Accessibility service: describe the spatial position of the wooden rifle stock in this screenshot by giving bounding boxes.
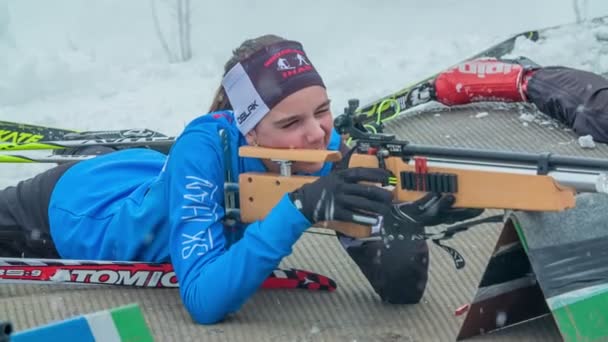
[237,145,582,238]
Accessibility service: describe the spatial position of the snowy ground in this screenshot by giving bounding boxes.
[2,0,608,188]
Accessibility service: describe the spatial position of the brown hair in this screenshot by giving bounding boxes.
[208,34,287,113]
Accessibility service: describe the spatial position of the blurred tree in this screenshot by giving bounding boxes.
[573,0,590,23]
[150,0,192,63]
[0,0,15,48]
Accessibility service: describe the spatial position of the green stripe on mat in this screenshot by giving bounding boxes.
[109,304,155,342]
[547,283,608,310]
[85,310,122,341]
[549,286,608,342]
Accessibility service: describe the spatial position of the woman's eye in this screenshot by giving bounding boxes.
[315,108,330,116]
[282,121,297,129]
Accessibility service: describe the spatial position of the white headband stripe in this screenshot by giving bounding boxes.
[221,62,271,135]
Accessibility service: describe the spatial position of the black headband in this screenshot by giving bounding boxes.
[221,40,326,134]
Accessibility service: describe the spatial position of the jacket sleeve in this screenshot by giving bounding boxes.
[164,127,312,324]
[526,66,608,143]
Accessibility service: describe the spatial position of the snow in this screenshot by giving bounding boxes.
[2,0,608,188]
[506,18,608,71]
[578,134,597,148]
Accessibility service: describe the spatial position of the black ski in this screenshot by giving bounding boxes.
[0,120,78,144]
[355,15,608,124]
[0,120,171,155]
[0,120,167,141]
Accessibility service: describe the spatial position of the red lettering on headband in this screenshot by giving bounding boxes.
[265,48,305,67]
[281,65,313,79]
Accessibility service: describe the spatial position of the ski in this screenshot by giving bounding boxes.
[355,15,608,125]
[0,135,176,152]
[0,120,167,141]
[0,154,95,163]
[354,30,539,123]
[0,257,337,291]
[0,120,78,144]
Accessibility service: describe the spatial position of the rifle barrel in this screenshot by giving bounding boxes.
[398,143,608,170]
[397,148,608,193]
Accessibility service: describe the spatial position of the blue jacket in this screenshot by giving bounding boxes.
[48,111,342,324]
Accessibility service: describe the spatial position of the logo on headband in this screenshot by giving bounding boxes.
[265,49,314,79]
[236,100,260,125]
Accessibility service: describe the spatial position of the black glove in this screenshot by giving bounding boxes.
[396,192,483,226]
[288,167,393,225]
[382,192,484,240]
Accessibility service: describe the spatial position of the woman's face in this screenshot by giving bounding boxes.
[246,85,334,174]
